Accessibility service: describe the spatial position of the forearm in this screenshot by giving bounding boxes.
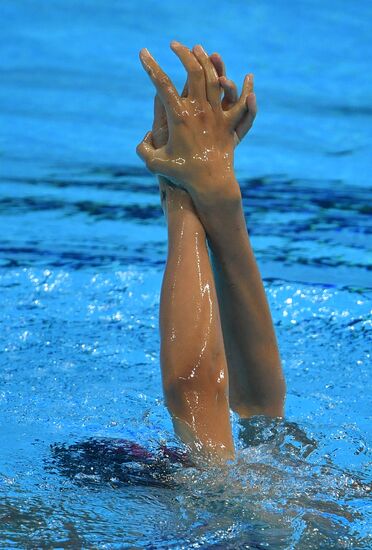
[159,188,234,459]
[191,176,285,418]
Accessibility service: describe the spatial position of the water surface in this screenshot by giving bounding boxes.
[0,1,371,548]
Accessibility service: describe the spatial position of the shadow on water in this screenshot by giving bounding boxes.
[238,415,318,460]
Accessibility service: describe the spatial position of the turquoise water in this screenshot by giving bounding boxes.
[0,1,371,548]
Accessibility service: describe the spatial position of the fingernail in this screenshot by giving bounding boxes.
[141,48,150,57]
[170,40,180,48]
[194,44,205,54]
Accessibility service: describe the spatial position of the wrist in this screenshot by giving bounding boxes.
[188,173,241,207]
[191,182,248,258]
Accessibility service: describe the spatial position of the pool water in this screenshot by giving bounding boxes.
[0,1,371,548]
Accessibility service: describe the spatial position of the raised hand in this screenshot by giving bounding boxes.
[152,51,257,151]
[137,41,255,202]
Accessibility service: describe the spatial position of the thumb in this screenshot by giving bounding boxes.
[235,93,257,142]
[136,131,155,165]
[227,73,253,128]
[136,131,163,173]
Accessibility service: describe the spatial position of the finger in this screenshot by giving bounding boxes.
[139,48,182,117]
[235,93,258,142]
[227,73,254,127]
[170,41,205,100]
[152,95,168,149]
[181,79,189,98]
[193,44,220,109]
[153,94,167,133]
[219,76,238,109]
[209,52,226,78]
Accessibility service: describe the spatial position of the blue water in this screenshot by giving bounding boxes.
[0,1,371,548]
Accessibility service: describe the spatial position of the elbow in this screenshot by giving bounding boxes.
[162,368,229,420]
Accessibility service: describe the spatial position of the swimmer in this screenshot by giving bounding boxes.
[137,41,286,462]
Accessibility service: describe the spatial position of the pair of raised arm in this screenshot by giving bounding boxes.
[137,41,256,205]
[137,42,285,444]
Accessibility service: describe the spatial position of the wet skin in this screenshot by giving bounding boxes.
[159,186,234,460]
[137,42,253,200]
[137,41,286,460]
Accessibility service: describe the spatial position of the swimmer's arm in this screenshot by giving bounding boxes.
[193,185,286,418]
[137,42,285,417]
[159,190,234,461]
